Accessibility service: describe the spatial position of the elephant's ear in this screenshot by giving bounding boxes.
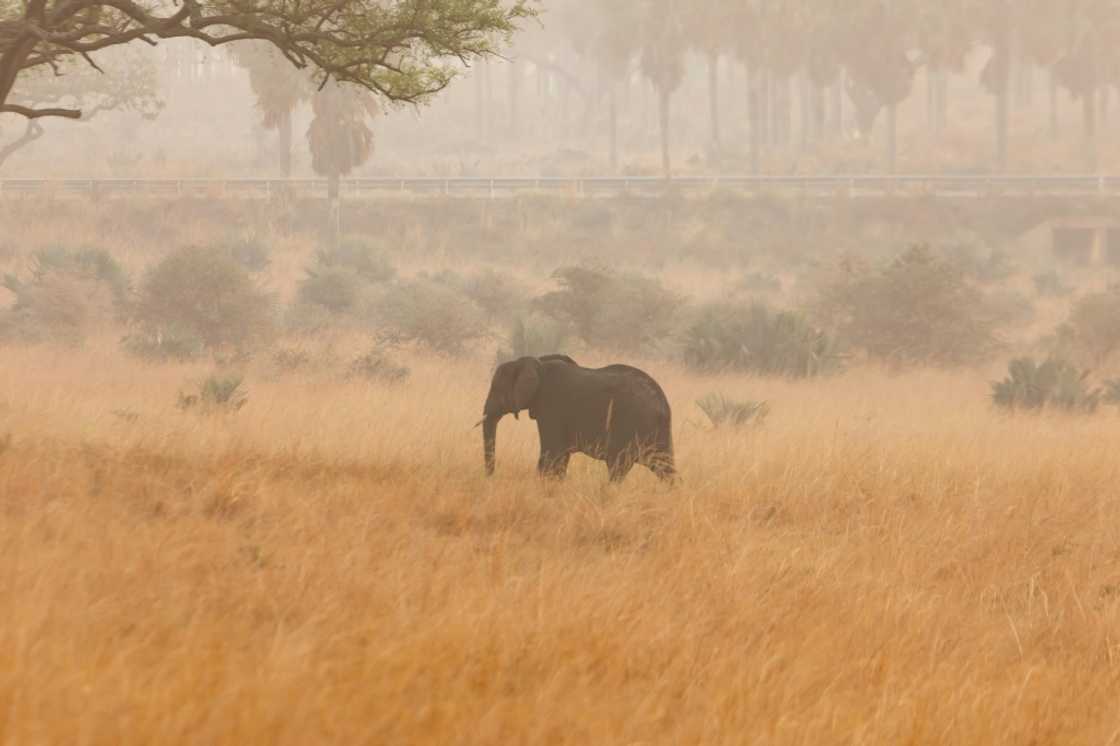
[512,357,542,412]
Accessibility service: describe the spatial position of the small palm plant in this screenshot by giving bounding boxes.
[1102,379,1120,407]
[696,393,770,428]
[991,357,1100,413]
[178,374,248,413]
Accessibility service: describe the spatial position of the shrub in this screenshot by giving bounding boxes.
[1104,379,1120,407]
[0,274,118,345]
[29,246,130,307]
[696,393,770,428]
[315,237,396,283]
[223,238,271,273]
[133,247,273,353]
[681,302,840,378]
[121,324,207,362]
[1033,270,1072,298]
[297,266,367,315]
[816,245,999,366]
[991,357,1100,413]
[0,246,130,344]
[431,268,528,321]
[495,314,569,366]
[736,271,783,295]
[178,374,248,413]
[347,345,410,384]
[374,280,488,356]
[272,347,312,373]
[534,266,681,354]
[1065,288,1120,365]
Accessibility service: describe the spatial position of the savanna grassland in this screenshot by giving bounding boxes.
[4,195,1120,744]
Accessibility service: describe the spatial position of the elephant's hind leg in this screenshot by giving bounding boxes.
[608,458,634,483]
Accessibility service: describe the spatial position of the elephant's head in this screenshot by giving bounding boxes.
[481,357,542,476]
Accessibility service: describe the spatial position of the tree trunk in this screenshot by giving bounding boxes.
[1084,87,1098,171]
[799,73,810,149]
[484,59,494,145]
[608,84,619,173]
[475,65,486,143]
[761,69,772,147]
[996,84,1008,170]
[885,102,897,174]
[937,69,949,133]
[508,59,520,140]
[1049,67,1059,139]
[708,51,721,156]
[278,108,292,178]
[927,65,937,131]
[658,86,671,179]
[749,67,762,174]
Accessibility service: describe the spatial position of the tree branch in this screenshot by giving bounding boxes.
[0,103,81,118]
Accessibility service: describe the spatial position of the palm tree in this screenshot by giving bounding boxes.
[912,0,974,134]
[307,81,377,200]
[636,0,687,179]
[232,43,312,177]
[836,0,919,173]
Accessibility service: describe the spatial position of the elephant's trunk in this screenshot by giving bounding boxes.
[483,414,501,476]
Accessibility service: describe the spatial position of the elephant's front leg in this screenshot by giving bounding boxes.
[538,450,570,479]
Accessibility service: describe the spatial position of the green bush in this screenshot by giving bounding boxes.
[121,324,207,362]
[374,280,488,356]
[816,245,999,366]
[696,393,770,428]
[991,357,1100,413]
[315,237,396,283]
[0,246,130,344]
[347,345,410,384]
[534,266,680,354]
[681,302,840,377]
[297,266,367,315]
[428,268,528,321]
[178,374,248,413]
[1065,288,1120,364]
[1033,270,1072,298]
[132,247,273,353]
[223,238,271,273]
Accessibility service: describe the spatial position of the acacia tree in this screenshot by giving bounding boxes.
[0,0,532,124]
[232,43,312,177]
[0,47,160,167]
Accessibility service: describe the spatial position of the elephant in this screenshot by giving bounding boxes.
[481,355,676,483]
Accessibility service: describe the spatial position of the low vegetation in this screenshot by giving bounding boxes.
[991,357,1101,413]
[695,393,770,428]
[816,245,1002,367]
[681,302,839,378]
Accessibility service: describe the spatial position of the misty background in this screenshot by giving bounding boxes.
[3,0,1118,179]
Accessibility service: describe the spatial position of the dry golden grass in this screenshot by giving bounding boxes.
[3,342,1120,744]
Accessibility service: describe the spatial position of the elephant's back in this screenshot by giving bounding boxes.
[594,364,672,420]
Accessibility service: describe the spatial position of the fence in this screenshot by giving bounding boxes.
[1,175,1117,199]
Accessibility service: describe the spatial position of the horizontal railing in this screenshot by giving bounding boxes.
[0,175,1117,198]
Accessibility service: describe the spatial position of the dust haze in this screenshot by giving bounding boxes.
[4,1,1120,743]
